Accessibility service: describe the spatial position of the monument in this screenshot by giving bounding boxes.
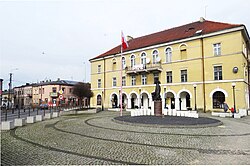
[151,80,162,116]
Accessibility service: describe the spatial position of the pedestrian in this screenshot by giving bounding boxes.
[223,102,229,112]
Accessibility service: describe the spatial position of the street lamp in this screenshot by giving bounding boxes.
[193,84,197,111]
[232,83,236,113]
[101,90,104,111]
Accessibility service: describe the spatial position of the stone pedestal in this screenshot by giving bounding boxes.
[154,101,162,116]
[52,112,59,118]
[1,121,15,130]
[45,113,52,119]
[14,118,26,127]
[36,115,44,121]
[27,116,36,123]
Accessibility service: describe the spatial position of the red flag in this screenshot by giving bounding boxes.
[121,31,128,50]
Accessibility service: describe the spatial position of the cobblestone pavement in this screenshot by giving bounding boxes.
[1,111,250,165]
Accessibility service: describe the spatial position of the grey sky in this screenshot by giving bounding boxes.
[1,0,250,89]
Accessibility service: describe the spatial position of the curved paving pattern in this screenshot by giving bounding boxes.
[114,115,222,128]
[1,111,250,165]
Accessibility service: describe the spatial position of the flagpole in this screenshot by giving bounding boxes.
[120,38,123,116]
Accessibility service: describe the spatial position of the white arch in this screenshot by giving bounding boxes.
[140,51,147,57]
[141,90,151,98]
[165,46,173,51]
[151,49,159,55]
[209,88,228,97]
[96,93,102,97]
[177,89,192,98]
[110,92,119,100]
[129,91,139,98]
[164,90,177,98]
[122,91,128,98]
[130,54,136,59]
[178,43,188,50]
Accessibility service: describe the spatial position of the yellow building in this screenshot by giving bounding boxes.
[89,18,250,112]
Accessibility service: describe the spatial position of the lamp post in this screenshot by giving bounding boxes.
[193,84,197,111]
[232,83,236,113]
[101,90,104,111]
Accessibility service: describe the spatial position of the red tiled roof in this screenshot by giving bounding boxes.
[90,19,243,61]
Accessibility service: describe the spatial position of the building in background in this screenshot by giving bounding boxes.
[89,18,250,112]
[1,89,14,109]
[12,79,89,108]
[0,78,3,107]
[14,83,33,109]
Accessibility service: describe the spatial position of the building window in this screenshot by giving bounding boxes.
[131,55,135,68]
[213,43,221,56]
[141,74,147,85]
[181,70,187,82]
[180,44,187,60]
[97,95,102,105]
[214,66,222,80]
[98,79,101,88]
[166,71,172,83]
[243,43,247,55]
[112,58,116,71]
[153,73,159,83]
[113,77,117,87]
[62,87,65,93]
[212,91,225,109]
[98,65,101,73]
[152,50,158,64]
[141,52,146,67]
[52,87,57,93]
[166,47,172,63]
[131,75,136,85]
[122,57,126,69]
[122,76,126,86]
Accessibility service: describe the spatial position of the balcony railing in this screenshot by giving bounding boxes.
[50,92,58,97]
[126,63,162,75]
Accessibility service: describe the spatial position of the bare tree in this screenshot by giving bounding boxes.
[73,83,93,108]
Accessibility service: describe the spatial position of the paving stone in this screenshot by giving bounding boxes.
[1,111,250,165]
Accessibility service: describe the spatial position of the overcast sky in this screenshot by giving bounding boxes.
[1,0,250,89]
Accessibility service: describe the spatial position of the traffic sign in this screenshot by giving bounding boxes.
[59,89,63,94]
[59,95,63,100]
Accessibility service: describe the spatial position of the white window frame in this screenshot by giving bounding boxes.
[181,70,187,82]
[166,71,172,83]
[122,76,126,86]
[152,50,158,64]
[97,65,101,73]
[112,77,117,87]
[153,73,159,83]
[122,57,126,69]
[214,66,223,80]
[131,75,136,85]
[213,43,221,56]
[131,54,136,68]
[165,47,172,63]
[141,52,147,65]
[97,79,101,88]
[141,74,147,85]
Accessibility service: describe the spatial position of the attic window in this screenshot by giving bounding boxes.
[195,30,203,34]
[185,27,195,32]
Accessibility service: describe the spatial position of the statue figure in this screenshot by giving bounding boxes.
[151,80,161,101]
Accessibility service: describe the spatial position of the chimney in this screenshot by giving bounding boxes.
[200,17,205,22]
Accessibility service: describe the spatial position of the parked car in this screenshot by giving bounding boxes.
[39,103,49,109]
